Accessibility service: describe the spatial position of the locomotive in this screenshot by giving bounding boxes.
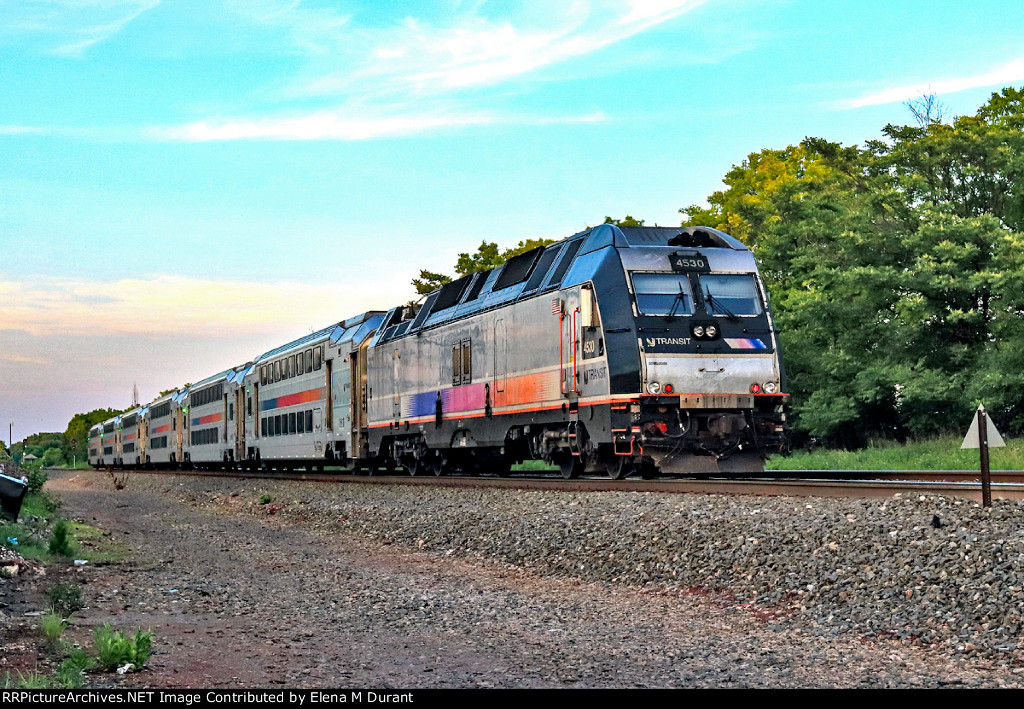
[89,225,788,478]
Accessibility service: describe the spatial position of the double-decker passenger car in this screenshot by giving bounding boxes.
[182,370,237,467]
[142,390,184,466]
[242,311,385,469]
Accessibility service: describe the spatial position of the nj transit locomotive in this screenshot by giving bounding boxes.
[89,225,788,478]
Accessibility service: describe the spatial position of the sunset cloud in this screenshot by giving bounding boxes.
[0,274,393,338]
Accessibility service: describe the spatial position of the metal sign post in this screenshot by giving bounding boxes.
[961,404,1006,508]
[979,408,991,508]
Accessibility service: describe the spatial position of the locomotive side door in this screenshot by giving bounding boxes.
[235,386,245,462]
[350,339,372,458]
[560,290,581,397]
[494,319,507,402]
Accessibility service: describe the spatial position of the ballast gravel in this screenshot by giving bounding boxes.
[170,478,1024,662]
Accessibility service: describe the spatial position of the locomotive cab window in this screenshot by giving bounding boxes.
[631,273,696,316]
[698,274,763,316]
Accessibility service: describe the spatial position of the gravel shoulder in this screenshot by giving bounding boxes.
[2,468,1022,688]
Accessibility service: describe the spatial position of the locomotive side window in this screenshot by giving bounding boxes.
[297,351,305,373]
[451,339,472,386]
[698,274,763,316]
[314,347,322,371]
[631,273,696,316]
[305,349,313,373]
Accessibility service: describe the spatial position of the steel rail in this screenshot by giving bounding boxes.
[78,467,1024,502]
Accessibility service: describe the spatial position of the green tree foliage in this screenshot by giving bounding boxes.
[412,238,555,294]
[603,215,646,226]
[63,408,123,466]
[683,88,1024,446]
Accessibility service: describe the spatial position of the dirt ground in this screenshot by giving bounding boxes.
[1,469,1019,688]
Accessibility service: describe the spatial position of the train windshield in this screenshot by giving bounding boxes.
[631,273,695,316]
[698,274,763,316]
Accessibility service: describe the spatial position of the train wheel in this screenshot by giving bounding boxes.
[604,456,633,480]
[430,453,446,477]
[402,455,421,476]
[558,454,582,480]
[639,461,658,479]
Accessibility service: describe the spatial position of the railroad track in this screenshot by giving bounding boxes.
[86,467,1024,503]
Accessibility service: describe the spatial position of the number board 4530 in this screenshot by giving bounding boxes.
[668,252,710,272]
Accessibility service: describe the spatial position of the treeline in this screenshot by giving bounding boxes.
[9,409,124,469]
[680,88,1024,447]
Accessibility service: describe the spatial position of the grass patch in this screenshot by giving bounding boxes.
[2,669,52,689]
[66,521,127,564]
[512,460,556,472]
[768,435,1024,471]
[258,494,273,505]
[40,610,67,645]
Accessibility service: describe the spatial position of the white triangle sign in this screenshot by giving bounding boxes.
[961,405,1006,449]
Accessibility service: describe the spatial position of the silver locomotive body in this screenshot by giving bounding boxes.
[366,225,788,477]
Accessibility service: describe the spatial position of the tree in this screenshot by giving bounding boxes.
[64,408,124,466]
[683,88,1024,446]
[904,91,949,127]
[411,238,555,294]
[603,215,645,226]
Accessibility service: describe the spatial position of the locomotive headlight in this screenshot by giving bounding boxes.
[764,381,777,394]
[692,325,705,337]
[647,381,661,395]
[705,325,718,338]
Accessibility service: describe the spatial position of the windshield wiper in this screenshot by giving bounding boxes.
[667,281,688,321]
[704,288,739,322]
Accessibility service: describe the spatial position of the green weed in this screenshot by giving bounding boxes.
[3,669,52,689]
[47,582,84,616]
[40,610,66,645]
[47,520,75,557]
[94,625,152,672]
[259,494,273,505]
[26,469,47,495]
[55,650,91,689]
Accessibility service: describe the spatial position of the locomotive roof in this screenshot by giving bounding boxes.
[373,224,750,345]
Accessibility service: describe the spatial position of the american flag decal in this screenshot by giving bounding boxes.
[551,299,562,315]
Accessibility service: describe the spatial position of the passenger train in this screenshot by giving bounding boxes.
[89,225,789,479]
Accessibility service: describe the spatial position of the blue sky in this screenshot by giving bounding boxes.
[2,0,1023,438]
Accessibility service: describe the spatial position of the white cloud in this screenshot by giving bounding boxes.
[148,107,607,142]
[2,0,160,57]
[152,0,698,142]
[149,109,494,142]
[841,57,1024,109]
